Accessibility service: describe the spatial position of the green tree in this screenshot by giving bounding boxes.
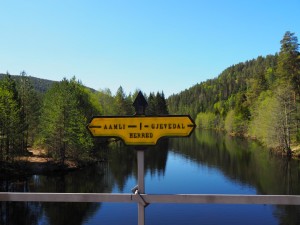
[114,86,134,115]
[265,67,276,88]
[37,77,100,164]
[276,31,300,96]
[0,75,25,161]
[224,110,235,134]
[97,88,115,115]
[275,85,296,156]
[195,112,217,129]
[146,91,168,115]
[224,109,246,135]
[17,71,41,147]
[276,31,300,145]
[249,88,295,156]
[249,92,281,148]
[146,93,156,115]
[156,91,168,115]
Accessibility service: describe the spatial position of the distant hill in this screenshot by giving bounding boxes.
[0,73,56,93]
[0,74,97,94]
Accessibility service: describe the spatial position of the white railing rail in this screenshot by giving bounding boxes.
[1,192,300,205]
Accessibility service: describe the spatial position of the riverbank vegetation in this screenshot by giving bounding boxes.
[168,31,300,157]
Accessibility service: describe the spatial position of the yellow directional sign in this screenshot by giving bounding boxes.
[87,115,195,145]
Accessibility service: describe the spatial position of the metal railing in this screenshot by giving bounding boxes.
[1,192,300,205]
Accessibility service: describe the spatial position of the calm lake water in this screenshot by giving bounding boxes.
[1,129,300,225]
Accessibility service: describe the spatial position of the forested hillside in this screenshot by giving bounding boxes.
[0,72,56,93]
[168,54,278,118]
[168,31,300,156]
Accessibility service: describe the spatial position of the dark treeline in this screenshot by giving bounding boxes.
[0,73,168,165]
[168,31,300,156]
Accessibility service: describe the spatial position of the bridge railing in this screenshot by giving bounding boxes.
[1,192,300,205]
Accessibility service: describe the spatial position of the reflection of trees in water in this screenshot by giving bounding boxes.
[0,164,112,225]
[170,129,300,195]
[145,139,169,177]
[274,205,300,225]
[0,179,44,225]
[0,202,43,225]
[273,159,300,225]
[0,140,169,225]
[107,139,169,191]
[106,145,136,191]
[43,202,99,225]
[170,129,300,225]
[37,168,110,225]
[279,159,300,195]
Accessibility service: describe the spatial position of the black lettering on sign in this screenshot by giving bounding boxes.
[151,123,186,129]
[129,133,153,138]
[104,124,125,130]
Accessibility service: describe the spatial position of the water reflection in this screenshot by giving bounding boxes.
[0,164,111,225]
[102,139,169,191]
[0,140,169,225]
[0,130,300,225]
[170,129,300,195]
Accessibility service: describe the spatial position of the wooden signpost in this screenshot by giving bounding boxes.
[87,91,196,225]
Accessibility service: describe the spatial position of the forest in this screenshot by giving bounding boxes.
[0,73,168,166]
[168,31,300,156]
[0,31,299,167]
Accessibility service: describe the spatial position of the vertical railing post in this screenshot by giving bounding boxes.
[137,150,145,194]
[137,149,145,225]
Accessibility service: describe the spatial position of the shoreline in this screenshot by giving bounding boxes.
[1,137,299,180]
[1,148,79,179]
[225,131,300,159]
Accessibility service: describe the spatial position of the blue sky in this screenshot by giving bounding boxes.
[1,0,300,97]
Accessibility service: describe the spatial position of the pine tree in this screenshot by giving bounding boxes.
[37,77,100,164]
[156,92,169,115]
[17,71,41,147]
[146,93,156,115]
[0,75,25,161]
[276,31,300,150]
[146,92,169,115]
[276,31,300,96]
[115,86,133,115]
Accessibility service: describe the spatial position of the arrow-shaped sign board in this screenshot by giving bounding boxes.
[87,115,195,145]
